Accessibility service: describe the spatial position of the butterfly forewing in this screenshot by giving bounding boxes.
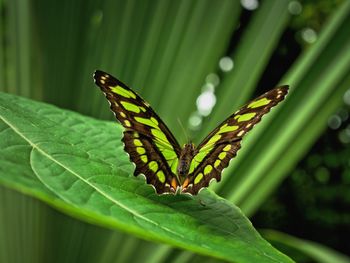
[183,86,289,195]
[94,70,181,194]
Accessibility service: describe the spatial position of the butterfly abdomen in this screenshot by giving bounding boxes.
[178,159,189,176]
[177,143,196,177]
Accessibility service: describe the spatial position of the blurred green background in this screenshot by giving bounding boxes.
[1,0,350,262]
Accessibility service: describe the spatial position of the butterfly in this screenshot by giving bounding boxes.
[94,70,289,195]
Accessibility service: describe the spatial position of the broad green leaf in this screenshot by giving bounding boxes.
[0,92,293,263]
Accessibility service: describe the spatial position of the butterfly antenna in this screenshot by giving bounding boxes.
[177,118,190,143]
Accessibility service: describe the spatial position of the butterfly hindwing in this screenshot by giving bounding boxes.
[183,86,289,195]
[94,70,181,194]
[123,131,176,193]
[183,141,242,194]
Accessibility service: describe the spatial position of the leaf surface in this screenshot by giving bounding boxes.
[0,92,293,263]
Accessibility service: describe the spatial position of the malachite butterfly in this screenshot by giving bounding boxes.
[94,70,289,195]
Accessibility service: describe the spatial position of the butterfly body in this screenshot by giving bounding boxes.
[94,70,289,195]
[178,143,196,177]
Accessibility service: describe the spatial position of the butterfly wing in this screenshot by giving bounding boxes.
[183,86,289,195]
[94,70,181,194]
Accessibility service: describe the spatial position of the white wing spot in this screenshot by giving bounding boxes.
[237,130,245,136]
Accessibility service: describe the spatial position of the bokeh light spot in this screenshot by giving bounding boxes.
[328,115,341,130]
[343,89,350,106]
[241,0,259,10]
[219,57,234,72]
[205,73,220,87]
[288,1,302,15]
[338,127,350,144]
[301,28,317,44]
[196,91,216,116]
[188,112,202,130]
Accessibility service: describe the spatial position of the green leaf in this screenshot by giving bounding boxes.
[261,229,350,263]
[0,92,293,263]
